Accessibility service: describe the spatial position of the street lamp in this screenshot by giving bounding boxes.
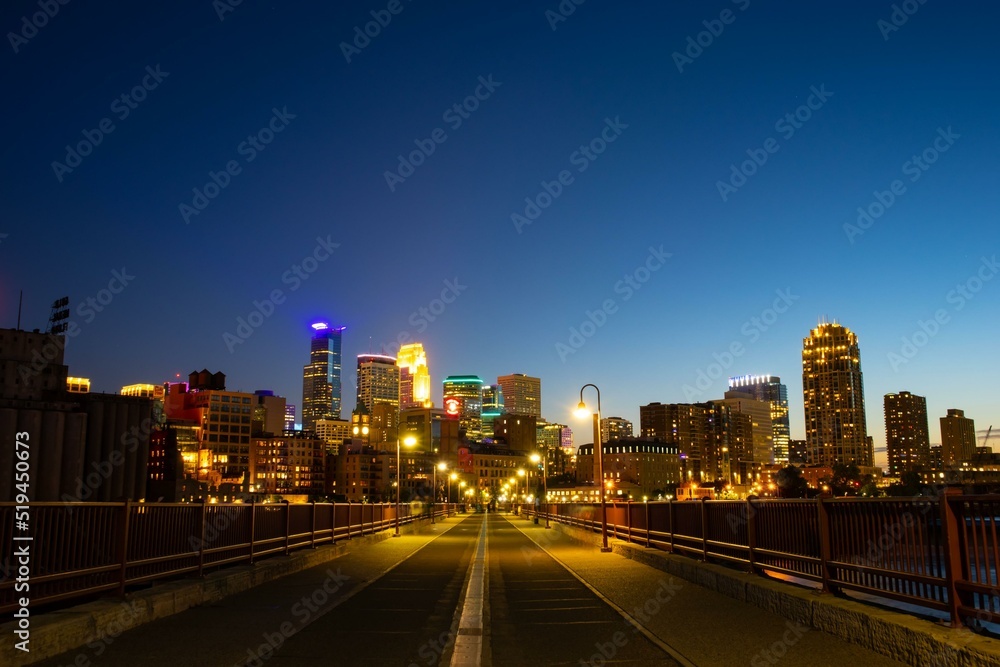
[530,452,549,529]
[577,384,610,552]
[395,435,416,537]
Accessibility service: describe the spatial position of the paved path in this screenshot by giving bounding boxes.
[34,512,909,666]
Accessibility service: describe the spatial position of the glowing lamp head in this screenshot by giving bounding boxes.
[575,401,589,418]
[517,469,525,477]
[530,453,541,464]
[403,436,416,447]
[450,473,457,481]
[437,462,447,471]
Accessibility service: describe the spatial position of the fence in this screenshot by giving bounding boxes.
[524,489,1000,629]
[0,501,459,613]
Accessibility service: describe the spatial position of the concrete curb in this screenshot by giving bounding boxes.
[1,516,452,666]
[525,517,1000,667]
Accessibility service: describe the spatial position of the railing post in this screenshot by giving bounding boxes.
[668,498,675,554]
[331,503,337,544]
[940,488,967,627]
[116,500,132,597]
[249,501,257,565]
[310,501,316,548]
[645,500,651,548]
[626,500,632,544]
[700,497,709,562]
[197,498,207,578]
[746,496,757,575]
[284,500,291,556]
[816,494,837,594]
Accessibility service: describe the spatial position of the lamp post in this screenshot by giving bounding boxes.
[433,462,447,523]
[395,435,416,537]
[577,384,610,552]
[517,469,526,514]
[449,472,457,514]
[530,452,549,529]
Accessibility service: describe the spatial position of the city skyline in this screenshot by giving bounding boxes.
[1,1,997,471]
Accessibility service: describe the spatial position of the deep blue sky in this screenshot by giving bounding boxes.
[2,1,998,466]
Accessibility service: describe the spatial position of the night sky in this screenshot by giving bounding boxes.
[2,1,998,466]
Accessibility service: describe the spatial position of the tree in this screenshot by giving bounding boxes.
[775,465,808,498]
[826,462,862,495]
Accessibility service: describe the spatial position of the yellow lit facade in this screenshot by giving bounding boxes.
[121,383,165,399]
[397,343,431,409]
[66,377,90,393]
[802,322,871,467]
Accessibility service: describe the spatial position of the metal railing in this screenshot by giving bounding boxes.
[522,489,1000,629]
[0,501,460,613]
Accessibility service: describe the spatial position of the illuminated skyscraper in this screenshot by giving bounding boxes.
[481,383,504,439]
[727,375,789,463]
[497,373,541,418]
[442,375,483,440]
[802,322,871,467]
[302,322,344,431]
[356,354,400,414]
[884,391,930,475]
[397,343,431,409]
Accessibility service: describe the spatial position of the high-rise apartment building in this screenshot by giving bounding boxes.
[356,354,400,412]
[940,408,977,465]
[601,417,634,443]
[497,373,541,418]
[728,375,790,463]
[397,343,431,409]
[884,391,930,475]
[639,401,736,483]
[301,322,344,431]
[717,391,774,464]
[442,375,483,440]
[802,322,871,467]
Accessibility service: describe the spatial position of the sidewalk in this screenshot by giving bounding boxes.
[506,514,916,667]
[6,515,469,667]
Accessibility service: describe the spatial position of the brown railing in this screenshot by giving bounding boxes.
[0,501,460,613]
[523,489,1000,629]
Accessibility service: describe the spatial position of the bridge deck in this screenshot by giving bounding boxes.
[28,513,919,666]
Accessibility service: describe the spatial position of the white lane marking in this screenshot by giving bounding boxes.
[449,514,489,667]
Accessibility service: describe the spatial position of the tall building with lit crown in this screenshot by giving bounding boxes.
[497,373,541,418]
[601,417,634,443]
[397,343,431,409]
[884,392,930,475]
[442,375,483,440]
[728,375,790,464]
[301,322,345,431]
[802,322,871,467]
[940,409,977,465]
